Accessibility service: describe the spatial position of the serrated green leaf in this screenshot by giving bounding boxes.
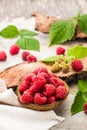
[42,55,64,63]
[71,91,85,115]
[67,46,87,59]
[16,37,40,51]
[49,20,76,45]
[78,80,87,92]
[77,14,87,34]
[19,29,38,38]
[0,25,19,38]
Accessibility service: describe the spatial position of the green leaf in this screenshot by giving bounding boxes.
[67,46,87,59]
[71,91,85,115]
[77,14,87,34]
[71,80,87,115]
[19,29,38,38]
[49,20,76,45]
[42,55,64,63]
[16,37,40,51]
[78,80,87,92]
[0,25,19,38]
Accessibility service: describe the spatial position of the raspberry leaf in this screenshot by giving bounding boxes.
[19,29,38,38]
[78,80,87,92]
[49,20,76,45]
[77,14,87,34]
[0,25,19,38]
[71,91,85,115]
[67,46,87,59]
[42,55,64,63]
[71,80,87,115]
[16,37,40,51]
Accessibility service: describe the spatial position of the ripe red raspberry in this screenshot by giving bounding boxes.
[0,51,7,61]
[43,84,56,97]
[71,59,83,72]
[37,72,49,80]
[56,86,67,99]
[27,54,37,63]
[34,93,47,105]
[32,67,49,75]
[9,44,20,55]
[33,75,46,91]
[47,96,55,104]
[24,73,36,86]
[49,73,57,78]
[38,67,49,74]
[56,47,65,55]
[19,81,29,93]
[22,51,30,61]
[20,91,33,104]
[83,103,87,114]
[49,77,59,87]
[57,79,64,86]
[28,85,37,95]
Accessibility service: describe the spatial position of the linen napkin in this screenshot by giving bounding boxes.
[0,78,65,130]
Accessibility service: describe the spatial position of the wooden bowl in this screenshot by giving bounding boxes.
[17,80,69,111]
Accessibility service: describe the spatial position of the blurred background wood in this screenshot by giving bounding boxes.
[0,0,87,19]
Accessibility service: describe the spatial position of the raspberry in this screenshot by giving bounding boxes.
[9,44,20,55]
[34,93,47,105]
[57,79,64,86]
[83,103,87,114]
[27,54,37,63]
[49,73,57,78]
[20,91,33,104]
[43,84,56,97]
[0,51,7,61]
[32,68,41,75]
[47,96,55,104]
[71,59,83,72]
[56,86,67,99]
[19,81,29,93]
[56,47,65,55]
[22,51,30,61]
[49,77,59,87]
[28,85,37,95]
[33,75,46,91]
[38,67,49,74]
[37,72,49,80]
[24,73,36,86]
[33,67,49,75]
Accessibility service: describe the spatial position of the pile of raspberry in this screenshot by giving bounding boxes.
[18,67,67,105]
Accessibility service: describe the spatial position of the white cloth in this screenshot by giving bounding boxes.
[0,78,65,130]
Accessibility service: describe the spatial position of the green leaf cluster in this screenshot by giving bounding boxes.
[49,14,87,45]
[71,80,87,115]
[0,25,40,51]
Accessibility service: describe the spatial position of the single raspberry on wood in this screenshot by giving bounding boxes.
[43,84,56,97]
[71,59,83,72]
[20,91,33,104]
[34,93,47,105]
[83,103,87,114]
[56,86,67,99]
[0,51,7,61]
[56,47,65,55]
[27,54,37,63]
[22,51,30,61]
[9,44,20,55]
